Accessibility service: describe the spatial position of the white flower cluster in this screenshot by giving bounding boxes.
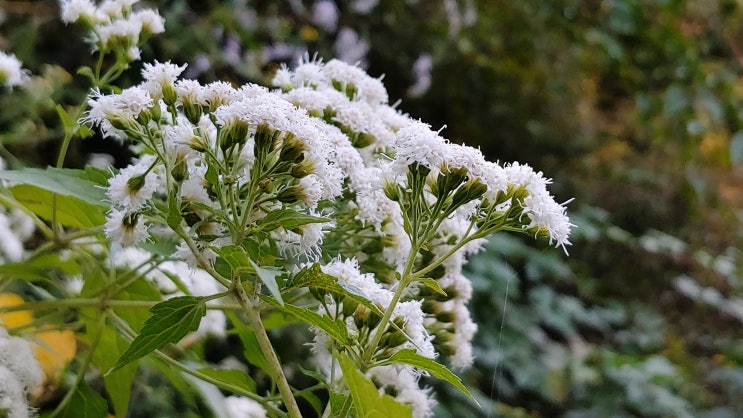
[0,51,28,88]
[83,56,573,417]
[0,327,44,418]
[59,0,165,61]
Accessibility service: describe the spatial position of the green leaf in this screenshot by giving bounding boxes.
[289,263,384,316]
[248,258,284,305]
[0,167,107,205]
[58,380,109,418]
[386,349,473,399]
[10,184,106,228]
[197,367,257,393]
[0,253,80,282]
[256,208,330,232]
[418,278,447,296]
[90,326,137,418]
[337,353,412,418]
[260,296,349,345]
[109,296,206,374]
[56,104,75,130]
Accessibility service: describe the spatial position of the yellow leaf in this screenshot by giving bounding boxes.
[33,330,77,384]
[0,292,33,328]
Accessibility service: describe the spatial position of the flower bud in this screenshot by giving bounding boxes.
[450,179,487,208]
[171,156,188,183]
[126,174,147,194]
[277,185,305,204]
[183,102,203,125]
[279,133,306,163]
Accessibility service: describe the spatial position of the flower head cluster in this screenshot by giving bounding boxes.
[0,51,28,88]
[59,0,165,61]
[0,326,44,418]
[83,56,572,416]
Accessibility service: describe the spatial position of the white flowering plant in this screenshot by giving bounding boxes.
[0,1,572,417]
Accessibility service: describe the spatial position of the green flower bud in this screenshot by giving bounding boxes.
[183,102,203,125]
[219,120,249,152]
[171,156,188,183]
[351,132,375,148]
[279,133,306,163]
[126,174,147,193]
[450,178,487,207]
[277,185,305,204]
[162,84,178,107]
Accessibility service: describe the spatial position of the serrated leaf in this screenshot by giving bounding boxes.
[386,349,473,399]
[108,296,206,374]
[58,380,109,418]
[248,258,284,305]
[197,367,257,393]
[337,353,412,418]
[257,208,330,232]
[0,167,107,205]
[260,296,349,345]
[10,184,106,228]
[418,278,447,296]
[289,263,384,316]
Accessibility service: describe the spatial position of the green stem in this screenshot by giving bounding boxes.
[0,297,242,314]
[233,279,302,418]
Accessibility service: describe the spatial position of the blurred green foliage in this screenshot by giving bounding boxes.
[3,0,743,416]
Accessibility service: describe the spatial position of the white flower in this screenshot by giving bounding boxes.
[98,0,139,19]
[107,155,159,210]
[91,16,142,52]
[0,51,28,88]
[225,396,267,418]
[180,163,214,207]
[59,0,101,24]
[83,86,153,139]
[104,208,149,246]
[141,60,186,101]
[0,328,44,394]
[271,65,293,90]
[323,59,386,104]
[131,9,165,35]
[367,365,435,418]
[0,366,31,418]
[505,163,574,251]
[391,121,449,174]
[273,221,326,262]
[0,217,24,262]
[449,302,477,369]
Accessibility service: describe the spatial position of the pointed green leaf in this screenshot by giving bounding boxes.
[109,296,206,374]
[10,184,106,228]
[260,296,349,345]
[248,258,284,305]
[418,278,447,297]
[56,104,75,130]
[289,263,384,316]
[337,353,412,418]
[386,349,472,398]
[197,367,257,393]
[256,208,330,232]
[0,167,107,205]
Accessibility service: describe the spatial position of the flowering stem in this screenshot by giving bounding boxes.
[232,278,302,418]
